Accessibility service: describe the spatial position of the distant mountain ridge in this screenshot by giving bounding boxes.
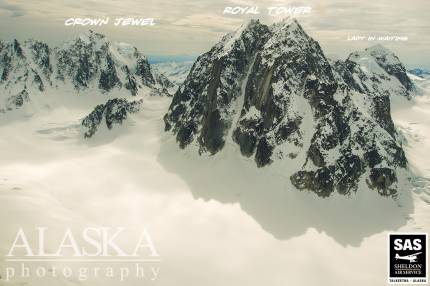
[408,68,430,78]
[153,61,193,87]
[0,30,173,113]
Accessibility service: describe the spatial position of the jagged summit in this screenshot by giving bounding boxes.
[269,17,301,32]
[210,19,268,59]
[164,18,412,197]
[80,29,106,40]
[221,18,262,41]
[59,30,108,53]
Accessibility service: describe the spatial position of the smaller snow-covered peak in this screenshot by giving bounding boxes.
[365,44,403,66]
[350,44,401,67]
[345,44,414,94]
[348,44,400,71]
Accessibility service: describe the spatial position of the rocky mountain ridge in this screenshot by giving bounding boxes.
[0,31,173,113]
[153,61,194,88]
[164,18,413,197]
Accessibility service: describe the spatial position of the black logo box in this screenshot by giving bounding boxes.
[389,233,427,278]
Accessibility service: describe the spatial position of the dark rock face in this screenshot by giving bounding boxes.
[6,89,29,110]
[136,57,155,86]
[56,33,124,92]
[165,18,412,197]
[122,65,138,96]
[33,73,44,91]
[12,40,24,58]
[367,168,398,196]
[164,20,270,154]
[28,40,52,79]
[98,52,120,92]
[234,20,336,167]
[56,36,97,88]
[81,98,142,138]
[0,39,43,111]
[152,72,175,96]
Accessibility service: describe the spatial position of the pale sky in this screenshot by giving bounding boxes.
[0,0,429,68]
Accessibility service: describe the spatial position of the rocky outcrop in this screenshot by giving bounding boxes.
[164,18,411,197]
[5,89,29,111]
[81,98,142,138]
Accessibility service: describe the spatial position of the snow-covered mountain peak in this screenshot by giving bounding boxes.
[165,18,410,197]
[349,44,402,70]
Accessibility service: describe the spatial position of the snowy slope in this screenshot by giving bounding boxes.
[0,76,428,286]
